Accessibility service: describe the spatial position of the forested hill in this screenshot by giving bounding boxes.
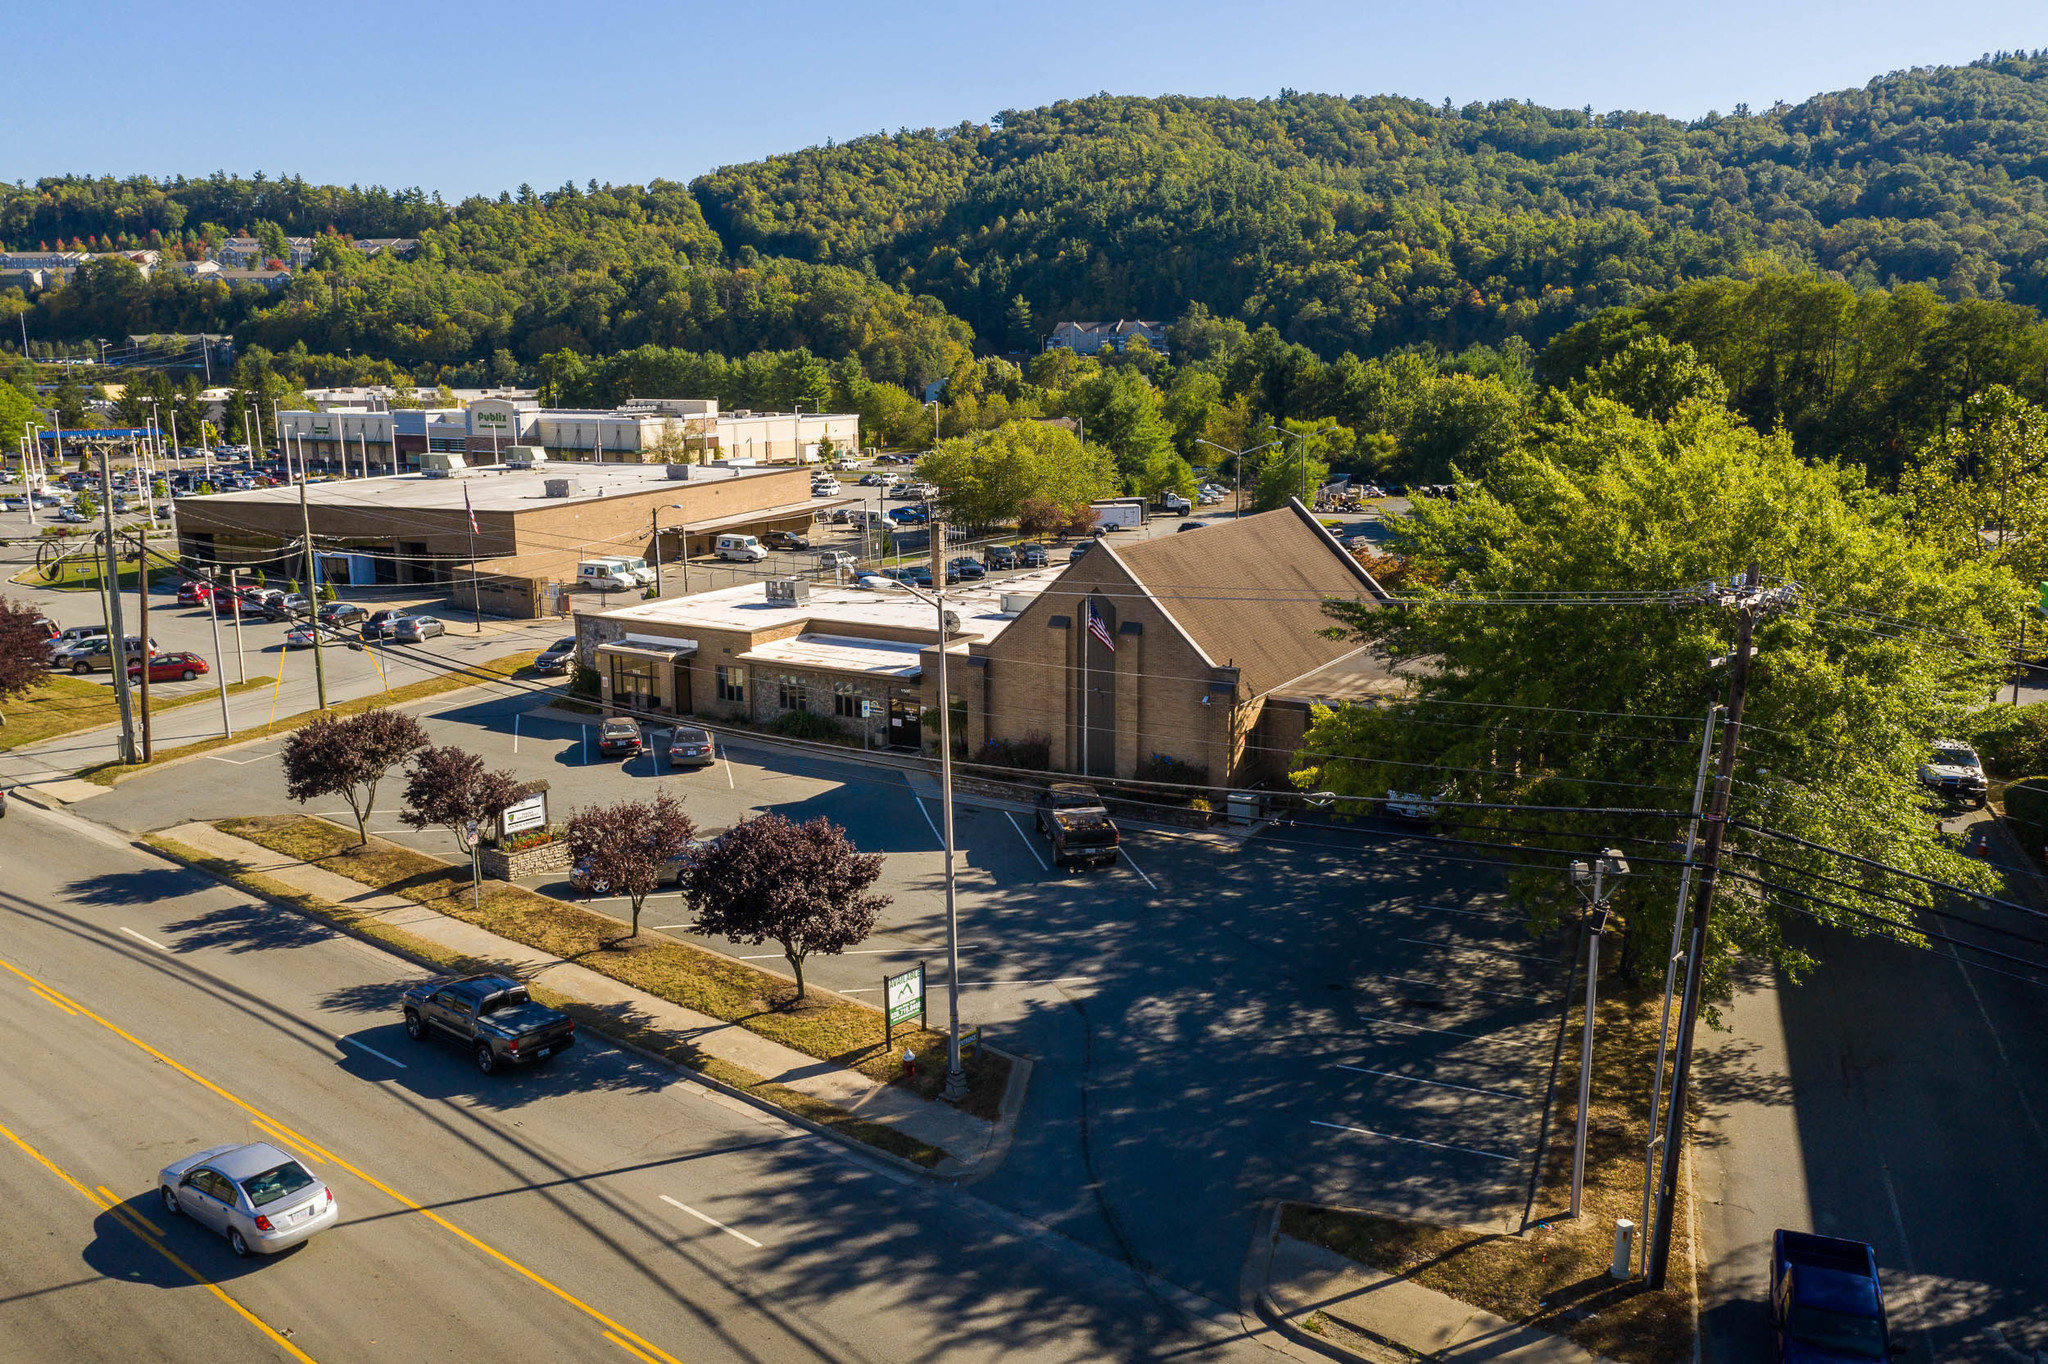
[692,54,2048,356]
[6,53,2048,378]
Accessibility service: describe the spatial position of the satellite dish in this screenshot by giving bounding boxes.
[942,610,961,634]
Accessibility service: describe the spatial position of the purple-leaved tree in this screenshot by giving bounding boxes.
[0,596,51,726]
[400,744,523,893]
[683,813,888,1000]
[564,791,696,940]
[280,709,429,845]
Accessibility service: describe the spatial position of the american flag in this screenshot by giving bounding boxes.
[1086,600,1115,652]
[463,484,478,535]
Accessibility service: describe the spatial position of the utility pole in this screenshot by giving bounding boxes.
[204,567,233,738]
[98,450,138,764]
[297,474,328,709]
[134,529,152,761]
[1646,563,1797,1287]
[1567,849,1628,1219]
[228,568,246,683]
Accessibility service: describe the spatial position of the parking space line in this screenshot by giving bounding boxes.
[1398,936,1548,962]
[118,926,171,952]
[1355,1013,1480,1039]
[1360,972,1546,1004]
[912,795,944,848]
[959,977,1091,987]
[721,748,735,789]
[659,1194,762,1247]
[1120,850,1156,891]
[337,1034,409,1069]
[1311,1119,1514,1162]
[1332,1064,1524,1100]
[1005,812,1050,871]
[1413,902,1513,921]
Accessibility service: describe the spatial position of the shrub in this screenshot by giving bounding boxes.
[1136,753,1210,788]
[769,709,838,740]
[319,581,336,603]
[979,734,1051,770]
[2003,776,2048,845]
[1965,704,2048,779]
[566,657,600,700]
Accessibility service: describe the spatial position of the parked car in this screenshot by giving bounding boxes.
[159,1142,338,1258]
[948,556,987,581]
[1770,1229,1890,1363]
[810,478,842,496]
[1069,540,1095,563]
[49,623,108,657]
[317,601,367,628]
[858,473,886,486]
[175,580,214,606]
[886,506,928,525]
[393,615,446,642]
[1178,521,1206,533]
[57,508,88,523]
[813,549,858,574]
[360,610,411,640]
[984,543,1019,570]
[1158,493,1191,515]
[597,716,643,758]
[1918,739,1988,808]
[128,651,208,682]
[282,625,327,650]
[276,592,312,617]
[1035,783,1121,869]
[59,635,154,674]
[400,974,575,1075]
[667,725,716,767]
[1018,544,1050,568]
[534,636,578,673]
[763,529,811,551]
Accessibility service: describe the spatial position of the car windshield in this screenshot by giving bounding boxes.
[1931,744,1976,766]
[550,638,575,651]
[1786,1305,1887,1358]
[239,1160,316,1208]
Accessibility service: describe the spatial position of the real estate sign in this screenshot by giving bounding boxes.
[884,962,925,1044]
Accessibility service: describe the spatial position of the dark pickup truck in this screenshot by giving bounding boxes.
[400,975,576,1075]
[1771,1229,1891,1362]
[1034,782,1121,869]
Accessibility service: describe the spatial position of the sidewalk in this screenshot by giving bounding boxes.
[162,820,1015,1174]
[1251,1206,1613,1364]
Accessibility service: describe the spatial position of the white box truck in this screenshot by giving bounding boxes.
[1089,499,1146,531]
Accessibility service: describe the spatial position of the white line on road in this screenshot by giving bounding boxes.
[659,1195,762,1247]
[337,1035,408,1069]
[912,795,944,848]
[735,948,962,958]
[513,712,519,754]
[118,926,171,952]
[1310,1119,1513,1162]
[582,724,589,764]
[1005,812,1049,871]
[1120,850,1156,890]
[1398,936,1547,961]
[1413,902,1512,920]
[203,751,275,766]
[1354,1013,1480,1039]
[1361,972,1545,1004]
[958,977,1092,987]
[1331,1064,1523,1100]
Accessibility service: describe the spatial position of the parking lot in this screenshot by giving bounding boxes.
[78,687,1565,1301]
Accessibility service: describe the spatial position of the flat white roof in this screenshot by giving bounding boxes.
[588,567,1065,647]
[184,463,798,514]
[738,633,927,678]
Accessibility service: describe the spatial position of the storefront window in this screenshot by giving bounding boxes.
[834,681,861,718]
[778,674,805,710]
[716,665,746,703]
[609,653,655,700]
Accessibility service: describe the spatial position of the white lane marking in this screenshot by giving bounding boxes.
[912,795,944,848]
[659,1195,762,1247]
[722,748,735,790]
[1311,1120,1513,1162]
[958,977,1091,987]
[1398,936,1546,961]
[582,724,589,764]
[203,751,275,766]
[1005,812,1049,871]
[1332,1063,1523,1100]
[1360,972,1545,1004]
[1413,902,1513,920]
[513,712,519,754]
[119,926,171,952]
[1119,850,1156,891]
[734,948,962,958]
[837,987,878,994]
[1946,940,2048,1153]
[338,1035,408,1069]
[1355,1013,1480,1039]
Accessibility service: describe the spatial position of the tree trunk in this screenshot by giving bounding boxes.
[629,893,643,939]
[788,950,806,1000]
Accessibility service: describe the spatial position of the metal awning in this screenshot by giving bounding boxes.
[597,635,699,660]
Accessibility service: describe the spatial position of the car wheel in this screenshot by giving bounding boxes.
[475,1043,498,1075]
[404,1009,427,1041]
[179,669,195,681]
[71,661,88,673]
[229,1228,250,1258]
[161,1185,180,1217]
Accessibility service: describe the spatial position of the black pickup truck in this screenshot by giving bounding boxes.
[1035,782,1121,869]
[400,975,575,1075]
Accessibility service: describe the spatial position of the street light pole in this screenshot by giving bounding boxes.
[651,503,687,597]
[1264,424,1341,509]
[1193,437,1278,518]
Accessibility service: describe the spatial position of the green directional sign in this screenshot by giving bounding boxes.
[884,962,925,1044]
[2037,581,2048,616]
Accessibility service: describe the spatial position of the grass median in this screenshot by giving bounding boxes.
[216,813,1009,1121]
[1280,979,1698,1364]
[76,649,543,785]
[142,832,946,1168]
[0,671,275,753]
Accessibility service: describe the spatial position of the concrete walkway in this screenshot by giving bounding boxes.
[162,820,1008,1171]
[1253,1210,1612,1363]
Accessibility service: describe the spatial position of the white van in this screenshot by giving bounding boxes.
[576,560,639,592]
[715,534,767,563]
[595,555,656,586]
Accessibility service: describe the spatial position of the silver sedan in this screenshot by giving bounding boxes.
[394,615,446,642]
[159,1141,337,1256]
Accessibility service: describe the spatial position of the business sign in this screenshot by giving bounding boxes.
[499,790,547,837]
[474,409,509,429]
[884,962,925,1043]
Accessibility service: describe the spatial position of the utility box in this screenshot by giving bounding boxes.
[765,578,809,605]
[1227,792,1263,826]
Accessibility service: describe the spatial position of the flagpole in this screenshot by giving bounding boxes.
[1082,598,1090,776]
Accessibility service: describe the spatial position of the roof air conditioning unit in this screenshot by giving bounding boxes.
[502,445,547,469]
[543,478,579,499]
[999,593,1033,615]
[765,578,809,605]
[665,463,693,480]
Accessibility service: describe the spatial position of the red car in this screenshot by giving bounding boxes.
[128,651,209,683]
[176,580,214,606]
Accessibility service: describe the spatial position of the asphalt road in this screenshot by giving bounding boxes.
[0,796,1277,1364]
[77,684,1566,1306]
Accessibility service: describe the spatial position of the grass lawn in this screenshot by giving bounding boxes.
[216,813,1010,1124]
[11,553,146,591]
[0,672,275,753]
[1281,980,1698,1364]
[143,832,947,1168]
[77,650,542,784]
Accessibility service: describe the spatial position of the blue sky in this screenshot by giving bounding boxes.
[11,1,2045,199]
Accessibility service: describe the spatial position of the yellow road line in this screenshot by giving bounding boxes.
[96,1186,163,1235]
[0,955,684,1364]
[249,1117,323,1167]
[0,1117,318,1364]
[605,1330,666,1363]
[29,984,78,1014]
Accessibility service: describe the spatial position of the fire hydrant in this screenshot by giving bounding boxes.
[902,1049,917,1078]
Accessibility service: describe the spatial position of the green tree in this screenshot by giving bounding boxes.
[1073,367,1174,491]
[919,420,1119,526]
[1900,386,2048,587]
[1572,335,1730,422]
[1294,396,2021,1001]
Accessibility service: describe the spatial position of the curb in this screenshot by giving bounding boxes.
[136,828,1025,1190]
[1243,1200,1393,1364]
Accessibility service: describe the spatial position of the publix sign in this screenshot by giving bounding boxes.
[475,409,510,429]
